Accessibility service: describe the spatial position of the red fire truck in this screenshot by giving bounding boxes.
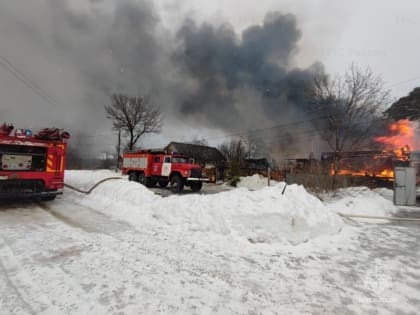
[122,150,209,193]
[0,123,69,200]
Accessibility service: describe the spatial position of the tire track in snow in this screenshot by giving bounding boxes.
[0,206,110,314]
[36,199,239,313]
[0,236,60,315]
[2,202,217,313]
[37,200,131,235]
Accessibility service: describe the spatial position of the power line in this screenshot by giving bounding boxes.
[0,56,58,107]
[0,55,59,105]
[205,115,329,142]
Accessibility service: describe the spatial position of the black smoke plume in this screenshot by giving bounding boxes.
[0,0,324,157]
[175,12,322,131]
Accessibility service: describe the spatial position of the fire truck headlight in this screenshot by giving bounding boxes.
[183,170,190,177]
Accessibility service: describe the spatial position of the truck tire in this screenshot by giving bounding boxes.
[147,179,156,187]
[170,175,184,193]
[138,173,147,186]
[128,172,138,182]
[158,180,169,188]
[190,182,203,192]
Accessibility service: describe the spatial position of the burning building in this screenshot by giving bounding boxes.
[322,119,419,182]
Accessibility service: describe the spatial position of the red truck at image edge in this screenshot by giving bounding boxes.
[0,123,69,200]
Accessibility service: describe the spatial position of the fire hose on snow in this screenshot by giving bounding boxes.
[337,213,420,222]
[64,177,123,195]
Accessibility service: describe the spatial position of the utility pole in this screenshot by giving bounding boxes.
[116,129,121,172]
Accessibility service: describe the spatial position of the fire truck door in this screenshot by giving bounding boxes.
[162,156,171,177]
[151,156,163,176]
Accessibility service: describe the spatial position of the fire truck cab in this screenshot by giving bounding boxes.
[122,150,209,193]
[0,123,69,200]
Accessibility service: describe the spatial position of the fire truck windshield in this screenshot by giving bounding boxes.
[172,157,188,163]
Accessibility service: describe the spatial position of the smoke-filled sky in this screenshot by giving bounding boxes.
[1,0,419,157]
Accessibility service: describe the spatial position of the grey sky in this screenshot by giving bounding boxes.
[1,0,419,157]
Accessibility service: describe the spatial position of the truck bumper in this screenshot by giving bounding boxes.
[187,177,210,182]
[0,191,62,200]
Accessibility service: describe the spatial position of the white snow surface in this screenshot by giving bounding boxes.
[236,174,279,190]
[65,170,343,245]
[324,186,399,217]
[2,171,420,314]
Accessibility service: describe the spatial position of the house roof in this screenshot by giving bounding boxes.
[165,142,226,162]
[243,158,271,169]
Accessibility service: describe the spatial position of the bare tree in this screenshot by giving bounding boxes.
[105,94,162,151]
[218,139,248,183]
[308,64,390,178]
[246,134,269,159]
[218,139,247,162]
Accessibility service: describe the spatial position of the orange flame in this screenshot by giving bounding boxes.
[378,169,394,178]
[330,120,418,180]
[374,119,416,151]
[334,120,415,179]
[335,168,394,178]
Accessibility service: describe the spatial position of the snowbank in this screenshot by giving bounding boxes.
[237,174,279,190]
[64,171,343,245]
[373,187,394,202]
[324,187,398,217]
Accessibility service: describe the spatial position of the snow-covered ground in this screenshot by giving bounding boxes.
[323,186,399,217]
[0,171,419,314]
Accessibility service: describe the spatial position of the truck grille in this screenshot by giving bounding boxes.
[190,168,202,178]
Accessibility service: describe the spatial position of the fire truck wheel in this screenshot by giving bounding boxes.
[147,179,157,187]
[128,172,138,182]
[158,180,169,188]
[138,173,147,186]
[170,175,184,193]
[190,182,203,192]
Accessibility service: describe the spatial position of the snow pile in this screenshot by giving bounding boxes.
[324,186,398,217]
[237,174,279,190]
[64,171,343,245]
[373,187,394,201]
